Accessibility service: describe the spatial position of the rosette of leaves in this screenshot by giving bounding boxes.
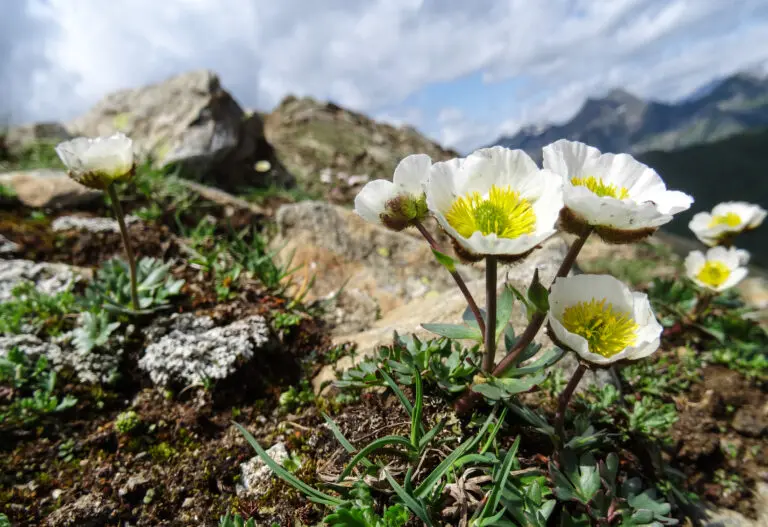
[84,257,184,314]
[551,451,678,526]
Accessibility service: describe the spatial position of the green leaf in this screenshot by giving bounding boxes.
[322,413,373,469]
[383,470,434,527]
[527,268,550,314]
[495,286,516,343]
[338,436,416,481]
[503,347,563,376]
[431,248,456,273]
[421,323,482,341]
[410,368,424,447]
[233,422,342,507]
[418,418,447,452]
[379,369,413,416]
[478,436,520,522]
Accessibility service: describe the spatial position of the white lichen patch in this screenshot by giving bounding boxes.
[138,314,271,386]
[51,215,140,234]
[0,259,89,302]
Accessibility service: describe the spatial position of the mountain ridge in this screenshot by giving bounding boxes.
[490,72,768,159]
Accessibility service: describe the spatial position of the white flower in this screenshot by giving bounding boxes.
[542,140,693,241]
[425,146,563,260]
[684,246,749,292]
[354,154,431,230]
[547,274,662,366]
[688,202,766,246]
[55,133,135,190]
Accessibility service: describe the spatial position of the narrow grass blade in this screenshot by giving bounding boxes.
[418,418,447,452]
[480,406,508,455]
[380,369,413,415]
[233,422,341,507]
[383,469,434,527]
[337,435,416,481]
[478,435,521,521]
[322,413,373,468]
[410,368,424,447]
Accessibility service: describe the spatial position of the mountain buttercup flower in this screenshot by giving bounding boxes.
[55,133,135,190]
[547,274,662,366]
[685,246,749,292]
[426,146,563,261]
[542,139,693,243]
[688,202,766,247]
[354,154,431,231]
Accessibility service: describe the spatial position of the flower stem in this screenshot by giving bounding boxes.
[555,363,587,447]
[483,256,498,372]
[107,183,139,311]
[454,230,592,415]
[414,221,486,339]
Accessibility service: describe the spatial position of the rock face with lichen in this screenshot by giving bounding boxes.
[66,70,294,191]
[138,313,271,387]
[264,96,459,201]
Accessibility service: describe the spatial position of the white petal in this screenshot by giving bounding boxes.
[392,154,432,195]
[542,139,602,179]
[354,180,397,224]
[625,337,661,361]
[746,205,767,228]
[565,185,672,229]
[684,251,706,278]
[549,274,633,319]
[707,246,738,268]
[717,267,748,291]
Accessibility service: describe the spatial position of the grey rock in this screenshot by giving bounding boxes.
[703,482,768,526]
[138,313,271,386]
[3,122,72,157]
[312,234,572,392]
[67,69,293,191]
[45,493,117,527]
[0,169,102,209]
[236,442,291,498]
[272,201,483,320]
[0,234,20,254]
[731,404,767,438]
[117,471,152,502]
[51,215,140,234]
[0,259,90,302]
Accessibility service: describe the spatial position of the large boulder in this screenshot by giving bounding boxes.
[264,96,459,202]
[2,122,72,158]
[0,169,102,209]
[67,70,293,191]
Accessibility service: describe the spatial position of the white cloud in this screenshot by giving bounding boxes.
[0,0,766,152]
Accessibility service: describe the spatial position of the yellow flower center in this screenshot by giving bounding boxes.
[571,175,630,199]
[708,212,741,228]
[445,184,536,239]
[696,261,731,288]
[561,299,638,358]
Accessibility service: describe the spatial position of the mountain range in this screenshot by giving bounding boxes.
[491,73,768,160]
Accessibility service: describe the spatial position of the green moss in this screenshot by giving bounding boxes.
[114,410,141,435]
[149,441,177,462]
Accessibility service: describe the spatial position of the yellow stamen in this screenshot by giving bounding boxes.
[571,175,629,199]
[696,261,731,288]
[445,184,536,239]
[561,299,638,358]
[708,212,741,228]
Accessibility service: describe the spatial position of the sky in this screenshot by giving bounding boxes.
[2,0,768,152]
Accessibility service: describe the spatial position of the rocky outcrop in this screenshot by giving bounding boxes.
[264,96,458,202]
[0,169,102,209]
[2,122,72,159]
[67,70,293,191]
